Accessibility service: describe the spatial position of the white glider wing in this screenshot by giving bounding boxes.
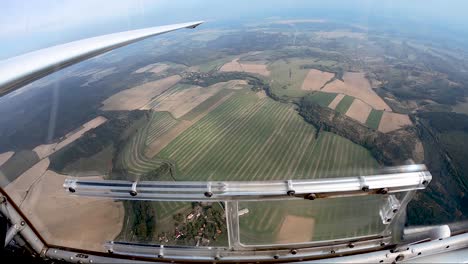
[0,21,203,95]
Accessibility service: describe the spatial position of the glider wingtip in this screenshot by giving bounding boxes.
[186,21,204,29]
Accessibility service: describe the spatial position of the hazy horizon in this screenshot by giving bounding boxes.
[2,0,468,60]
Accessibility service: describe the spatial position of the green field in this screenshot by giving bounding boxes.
[116,111,177,179]
[239,196,387,244]
[335,95,354,114]
[303,91,337,108]
[117,89,379,182]
[145,112,179,145]
[198,57,235,72]
[157,90,378,181]
[366,109,384,130]
[268,59,313,98]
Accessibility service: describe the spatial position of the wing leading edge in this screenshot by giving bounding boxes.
[0,21,203,96]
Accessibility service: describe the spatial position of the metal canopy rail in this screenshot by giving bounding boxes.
[63,165,431,201]
[103,236,392,262]
[41,232,468,263]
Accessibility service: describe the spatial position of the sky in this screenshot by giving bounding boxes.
[2,0,468,59]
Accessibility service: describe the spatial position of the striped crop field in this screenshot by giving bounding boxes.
[145,112,179,146]
[335,95,354,114]
[115,87,381,245]
[117,123,166,178]
[116,111,179,179]
[115,89,235,180]
[180,89,233,121]
[157,90,379,181]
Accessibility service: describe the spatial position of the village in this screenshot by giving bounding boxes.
[157,202,226,246]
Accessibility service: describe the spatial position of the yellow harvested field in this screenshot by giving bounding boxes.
[241,64,270,76]
[134,63,169,74]
[152,86,218,118]
[0,151,14,167]
[378,112,412,133]
[220,59,244,72]
[101,75,181,111]
[18,171,124,252]
[56,116,107,151]
[345,99,373,124]
[323,72,391,111]
[145,91,234,158]
[301,69,334,91]
[32,116,107,159]
[328,94,345,109]
[277,215,315,243]
[151,80,242,118]
[33,143,57,160]
[4,158,50,203]
[219,58,270,76]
